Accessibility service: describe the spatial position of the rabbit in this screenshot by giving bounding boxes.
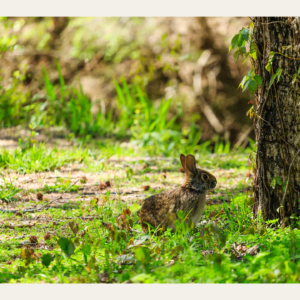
[140,154,217,233]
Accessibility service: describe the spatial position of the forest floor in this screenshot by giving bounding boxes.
[0,138,300,283]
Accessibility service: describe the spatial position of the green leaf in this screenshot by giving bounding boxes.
[239,75,248,88]
[292,74,298,85]
[246,197,255,207]
[242,52,249,64]
[82,239,92,256]
[126,168,134,180]
[276,68,282,82]
[41,253,53,268]
[231,34,239,51]
[239,45,246,54]
[242,78,252,92]
[257,226,267,236]
[269,74,277,89]
[233,50,239,62]
[89,198,98,207]
[135,247,151,265]
[228,45,232,53]
[58,237,75,258]
[250,43,257,59]
[241,28,250,42]
[265,62,271,72]
[244,226,256,235]
[269,67,282,89]
[275,177,282,185]
[253,75,262,85]
[248,80,258,94]
[247,69,254,78]
[237,33,244,47]
[298,67,300,74]
[265,52,275,73]
[271,178,276,189]
[250,51,257,60]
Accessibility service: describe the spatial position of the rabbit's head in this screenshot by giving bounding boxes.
[180,154,217,192]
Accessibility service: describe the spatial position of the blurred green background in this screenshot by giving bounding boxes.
[0,17,253,154]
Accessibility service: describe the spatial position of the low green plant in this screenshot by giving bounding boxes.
[1,150,300,283]
[0,177,22,203]
[0,141,93,174]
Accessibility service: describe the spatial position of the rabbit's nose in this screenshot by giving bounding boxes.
[210,180,217,189]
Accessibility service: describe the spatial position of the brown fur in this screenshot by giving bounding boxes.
[140,154,217,233]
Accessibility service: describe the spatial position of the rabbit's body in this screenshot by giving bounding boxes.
[140,154,217,233]
[140,187,206,232]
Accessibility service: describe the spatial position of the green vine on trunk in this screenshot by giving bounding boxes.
[230,23,300,94]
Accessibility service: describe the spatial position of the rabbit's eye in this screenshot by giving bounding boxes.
[203,174,208,180]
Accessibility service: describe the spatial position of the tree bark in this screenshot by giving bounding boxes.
[253,17,300,224]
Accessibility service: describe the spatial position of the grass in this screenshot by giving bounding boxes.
[0,62,296,283]
[0,144,91,174]
[0,178,22,203]
[1,140,300,284]
[0,62,214,158]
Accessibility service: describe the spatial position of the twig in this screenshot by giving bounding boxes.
[197,96,224,133]
[234,125,254,149]
[273,52,300,61]
[0,223,36,229]
[281,149,300,207]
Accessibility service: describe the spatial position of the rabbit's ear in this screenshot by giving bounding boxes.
[186,154,196,173]
[180,154,186,171]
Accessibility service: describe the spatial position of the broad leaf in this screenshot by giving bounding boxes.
[269,74,277,89]
[241,28,250,42]
[239,45,246,54]
[42,253,53,268]
[233,50,239,62]
[237,33,244,47]
[58,237,75,258]
[242,79,252,92]
[269,68,282,89]
[231,34,239,51]
[276,68,282,82]
[242,52,249,64]
[250,43,257,59]
[135,246,151,265]
[239,75,248,88]
[248,80,258,94]
[275,177,282,185]
[253,75,262,85]
[271,178,276,189]
[247,69,254,78]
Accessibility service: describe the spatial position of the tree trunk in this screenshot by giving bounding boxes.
[253,17,300,224]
